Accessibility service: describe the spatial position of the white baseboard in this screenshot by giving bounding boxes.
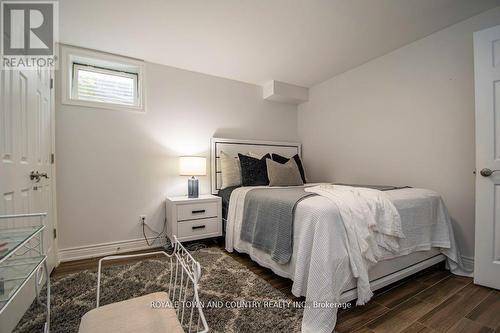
[461,255,474,272]
[58,237,168,263]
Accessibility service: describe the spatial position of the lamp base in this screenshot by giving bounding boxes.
[188,177,199,198]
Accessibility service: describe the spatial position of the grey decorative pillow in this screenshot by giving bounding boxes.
[266,158,304,187]
[272,153,307,183]
[220,151,241,189]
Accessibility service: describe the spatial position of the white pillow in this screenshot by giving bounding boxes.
[248,151,269,159]
[219,151,241,189]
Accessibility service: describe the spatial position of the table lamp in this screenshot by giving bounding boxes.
[179,156,206,198]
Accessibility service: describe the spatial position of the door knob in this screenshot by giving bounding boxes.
[30,171,49,182]
[480,168,500,177]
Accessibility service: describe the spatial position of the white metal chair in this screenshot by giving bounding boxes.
[78,236,209,333]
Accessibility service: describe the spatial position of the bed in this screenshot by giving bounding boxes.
[210,137,468,333]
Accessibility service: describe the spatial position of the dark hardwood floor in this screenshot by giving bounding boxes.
[55,243,500,333]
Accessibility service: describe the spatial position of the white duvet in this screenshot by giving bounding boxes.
[225,184,469,333]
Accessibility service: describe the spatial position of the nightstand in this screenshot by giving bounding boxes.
[165,194,222,242]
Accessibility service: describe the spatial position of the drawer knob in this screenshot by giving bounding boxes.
[192,225,206,230]
[192,209,206,214]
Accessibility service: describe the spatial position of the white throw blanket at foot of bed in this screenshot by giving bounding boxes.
[304,184,405,305]
[225,184,469,333]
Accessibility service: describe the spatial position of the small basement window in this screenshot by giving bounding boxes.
[62,45,145,111]
[73,64,137,106]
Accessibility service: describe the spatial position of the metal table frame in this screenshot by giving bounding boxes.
[0,213,50,333]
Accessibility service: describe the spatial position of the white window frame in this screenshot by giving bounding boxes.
[61,44,145,112]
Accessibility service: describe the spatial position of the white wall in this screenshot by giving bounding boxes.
[298,6,500,260]
[56,62,298,252]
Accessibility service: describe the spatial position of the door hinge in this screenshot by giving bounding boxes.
[51,153,55,164]
[53,228,57,239]
[50,78,54,89]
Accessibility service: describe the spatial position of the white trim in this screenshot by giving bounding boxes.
[60,44,146,112]
[58,237,167,262]
[210,137,302,194]
[50,68,60,268]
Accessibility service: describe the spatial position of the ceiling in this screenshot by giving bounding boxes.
[59,0,500,88]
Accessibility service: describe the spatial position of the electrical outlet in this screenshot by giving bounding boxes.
[139,215,147,224]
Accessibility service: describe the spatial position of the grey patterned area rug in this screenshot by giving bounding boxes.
[15,247,303,333]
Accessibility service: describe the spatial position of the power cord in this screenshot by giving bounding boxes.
[141,216,209,252]
[142,216,167,247]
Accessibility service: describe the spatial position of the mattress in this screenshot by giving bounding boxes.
[227,187,450,281]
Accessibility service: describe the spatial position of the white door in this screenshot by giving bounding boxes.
[474,24,500,290]
[0,65,56,330]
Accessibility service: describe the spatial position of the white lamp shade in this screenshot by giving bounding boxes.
[179,156,206,176]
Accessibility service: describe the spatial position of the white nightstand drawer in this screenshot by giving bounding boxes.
[177,217,219,238]
[166,195,222,242]
[177,202,218,221]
